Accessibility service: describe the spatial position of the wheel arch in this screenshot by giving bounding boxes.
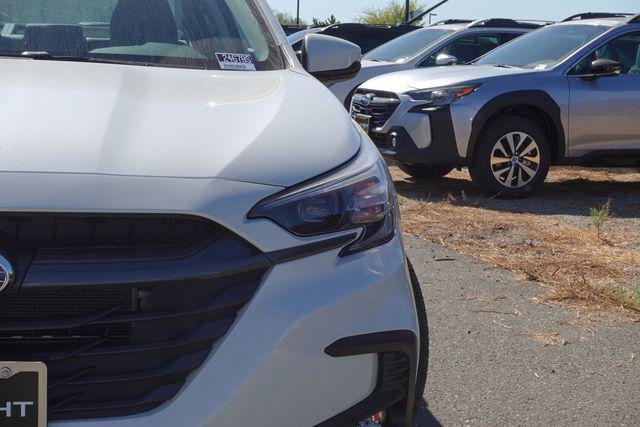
[467,90,566,164]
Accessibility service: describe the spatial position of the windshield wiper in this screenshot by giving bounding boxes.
[493,63,517,69]
[12,51,211,70]
[20,51,146,66]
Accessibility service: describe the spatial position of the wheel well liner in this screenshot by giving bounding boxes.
[467,91,565,163]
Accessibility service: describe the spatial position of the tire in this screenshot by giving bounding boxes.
[398,163,453,180]
[469,115,550,199]
[407,259,429,417]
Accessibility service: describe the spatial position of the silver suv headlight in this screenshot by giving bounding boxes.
[407,85,479,105]
[248,140,396,256]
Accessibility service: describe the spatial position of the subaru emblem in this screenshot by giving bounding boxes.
[361,93,375,107]
[0,255,14,293]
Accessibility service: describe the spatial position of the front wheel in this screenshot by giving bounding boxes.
[469,115,550,199]
[398,163,453,180]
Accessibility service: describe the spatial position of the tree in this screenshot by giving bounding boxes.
[359,0,424,25]
[273,10,306,26]
[311,14,340,27]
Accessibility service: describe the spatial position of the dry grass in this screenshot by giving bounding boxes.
[394,165,640,317]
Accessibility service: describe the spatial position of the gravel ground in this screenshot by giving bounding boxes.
[406,234,640,427]
[394,166,640,313]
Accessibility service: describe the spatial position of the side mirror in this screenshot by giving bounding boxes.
[589,59,622,77]
[301,34,361,83]
[435,53,458,66]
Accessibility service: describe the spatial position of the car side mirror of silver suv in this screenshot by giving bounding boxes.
[589,59,622,78]
[300,34,362,83]
[435,53,458,66]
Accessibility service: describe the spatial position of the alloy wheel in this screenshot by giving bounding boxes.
[490,132,541,188]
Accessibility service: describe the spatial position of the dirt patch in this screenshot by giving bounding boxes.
[532,331,567,346]
[394,165,640,317]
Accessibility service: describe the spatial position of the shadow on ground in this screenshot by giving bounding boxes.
[413,399,442,427]
[393,168,640,219]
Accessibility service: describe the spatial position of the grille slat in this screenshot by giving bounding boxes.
[58,351,208,387]
[0,214,270,420]
[51,383,183,416]
[0,305,120,332]
[351,90,401,129]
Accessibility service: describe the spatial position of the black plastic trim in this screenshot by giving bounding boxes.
[562,149,640,166]
[267,233,359,264]
[311,61,362,83]
[562,12,634,22]
[373,106,467,167]
[319,330,418,427]
[467,90,566,163]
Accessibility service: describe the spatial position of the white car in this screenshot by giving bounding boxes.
[328,19,547,107]
[0,0,427,426]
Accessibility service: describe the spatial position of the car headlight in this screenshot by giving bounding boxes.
[407,85,479,105]
[248,140,396,256]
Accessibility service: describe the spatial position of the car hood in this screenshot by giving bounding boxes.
[0,58,360,187]
[360,64,533,93]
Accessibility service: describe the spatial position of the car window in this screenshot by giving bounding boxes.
[475,24,608,69]
[571,31,640,75]
[422,33,500,66]
[500,33,522,44]
[364,28,454,63]
[0,0,285,70]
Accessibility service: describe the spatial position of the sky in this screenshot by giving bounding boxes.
[266,0,639,24]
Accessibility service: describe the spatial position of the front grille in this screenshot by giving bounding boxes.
[0,214,271,420]
[351,90,401,129]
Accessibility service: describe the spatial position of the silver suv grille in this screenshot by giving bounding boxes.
[351,90,401,129]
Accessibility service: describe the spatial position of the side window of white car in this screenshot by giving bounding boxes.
[572,31,640,75]
[421,33,501,66]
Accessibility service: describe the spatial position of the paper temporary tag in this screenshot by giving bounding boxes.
[215,53,256,71]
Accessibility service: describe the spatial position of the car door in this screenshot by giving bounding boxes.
[567,31,640,156]
[419,32,512,66]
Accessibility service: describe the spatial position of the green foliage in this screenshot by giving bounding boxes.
[312,14,340,27]
[359,0,424,25]
[589,199,612,239]
[605,280,640,310]
[629,282,640,308]
[273,10,306,26]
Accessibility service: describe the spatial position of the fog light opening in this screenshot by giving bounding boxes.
[389,132,398,149]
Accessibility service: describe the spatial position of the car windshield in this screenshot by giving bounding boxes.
[0,0,284,70]
[364,28,454,63]
[475,24,608,69]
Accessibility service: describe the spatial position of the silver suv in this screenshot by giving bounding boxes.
[353,13,640,198]
[329,18,547,106]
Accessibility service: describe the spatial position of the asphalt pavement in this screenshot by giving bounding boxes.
[406,234,640,427]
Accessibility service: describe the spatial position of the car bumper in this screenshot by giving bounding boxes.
[53,234,419,427]
[373,105,469,167]
[355,93,477,167]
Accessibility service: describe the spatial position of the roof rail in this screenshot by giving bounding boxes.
[629,13,640,24]
[429,19,474,26]
[468,18,547,29]
[562,12,634,22]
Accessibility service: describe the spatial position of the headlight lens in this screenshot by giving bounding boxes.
[248,141,396,255]
[407,85,479,105]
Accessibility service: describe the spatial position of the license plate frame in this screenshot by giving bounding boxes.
[354,114,371,134]
[0,362,47,427]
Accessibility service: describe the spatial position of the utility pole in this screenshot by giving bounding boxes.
[405,0,411,24]
[296,0,300,25]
